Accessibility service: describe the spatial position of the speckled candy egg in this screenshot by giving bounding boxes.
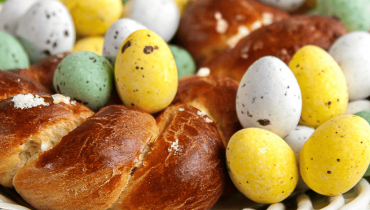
[60,0,123,36]
[289,45,348,128]
[126,0,180,42]
[300,115,370,196]
[73,36,104,55]
[259,0,305,11]
[329,31,370,101]
[345,100,370,115]
[0,30,29,70]
[168,44,196,78]
[0,0,39,35]
[311,0,370,32]
[53,51,114,111]
[102,18,146,65]
[354,110,370,177]
[236,56,302,138]
[15,0,75,64]
[226,128,298,204]
[115,29,178,114]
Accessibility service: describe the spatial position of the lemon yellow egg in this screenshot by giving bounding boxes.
[60,0,123,36]
[115,29,178,114]
[289,45,348,128]
[300,115,370,196]
[73,36,104,55]
[226,128,298,204]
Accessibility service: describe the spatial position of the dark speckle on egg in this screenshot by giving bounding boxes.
[121,40,132,53]
[257,119,271,126]
[144,46,154,54]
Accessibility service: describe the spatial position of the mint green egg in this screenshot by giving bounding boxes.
[312,0,370,32]
[53,51,113,111]
[168,44,196,78]
[354,110,370,177]
[0,30,29,70]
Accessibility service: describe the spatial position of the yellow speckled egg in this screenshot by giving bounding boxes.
[60,0,123,36]
[226,128,298,204]
[289,45,348,128]
[115,29,178,114]
[300,115,370,196]
[73,36,104,55]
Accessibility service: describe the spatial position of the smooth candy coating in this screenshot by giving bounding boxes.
[127,0,180,42]
[329,31,370,101]
[311,0,370,32]
[354,110,370,177]
[0,0,39,35]
[259,0,305,11]
[115,29,178,114]
[102,18,146,65]
[226,128,298,204]
[0,31,29,70]
[60,0,123,36]
[53,51,114,111]
[289,45,348,128]
[236,56,302,138]
[300,115,370,196]
[168,44,196,78]
[73,36,104,55]
[15,0,75,64]
[345,100,370,115]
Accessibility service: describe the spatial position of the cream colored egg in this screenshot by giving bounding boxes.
[226,128,298,204]
[289,45,348,128]
[300,115,370,196]
[114,29,178,114]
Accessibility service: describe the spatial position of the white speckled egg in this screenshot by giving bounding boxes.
[126,0,180,42]
[284,125,315,191]
[0,0,40,35]
[259,0,305,11]
[15,0,75,64]
[236,56,302,138]
[102,18,146,65]
[345,100,370,115]
[329,31,370,101]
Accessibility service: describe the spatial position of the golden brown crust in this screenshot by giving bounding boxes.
[202,15,347,82]
[13,105,158,210]
[0,71,51,102]
[172,75,241,147]
[0,94,94,188]
[111,104,225,210]
[174,0,289,65]
[9,53,69,93]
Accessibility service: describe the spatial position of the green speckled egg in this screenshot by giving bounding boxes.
[168,44,196,78]
[312,0,370,32]
[0,30,29,70]
[53,51,113,111]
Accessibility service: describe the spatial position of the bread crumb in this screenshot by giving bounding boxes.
[215,12,228,34]
[197,110,207,117]
[168,139,182,155]
[179,108,185,112]
[11,94,49,109]
[205,118,213,123]
[197,67,210,77]
[70,100,76,105]
[52,94,70,105]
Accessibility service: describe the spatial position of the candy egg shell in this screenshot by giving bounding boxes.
[226,128,298,204]
[312,0,370,32]
[15,0,75,64]
[259,0,305,11]
[53,51,114,111]
[345,100,370,115]
[127,0,180,42]
[289,45,348,128]
[300,115,370,196]
[236,56,302,138]
[114,29,178,114]
[0,30,29,70]
[168,44,196,78]
[329,31,370,101]
[60,0,123,36]
[73,36,104,56]
[102,18,146,65]
[284,125,315,191]
[354,110,370,177]
[0,0,40,35]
